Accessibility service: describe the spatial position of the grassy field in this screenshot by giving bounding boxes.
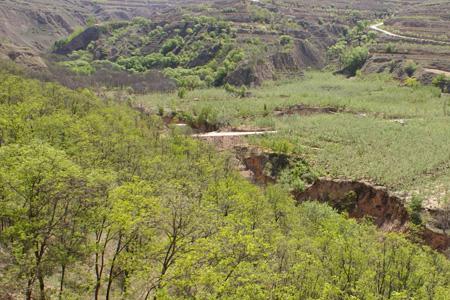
[249,114,450,191]
[138,72,450,200]
[138,72,445,121]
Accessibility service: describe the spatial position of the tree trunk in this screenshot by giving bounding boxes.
[106,235,122,300]
[26,279,33,300]
[38,271,45,300]
[59,264,66,299]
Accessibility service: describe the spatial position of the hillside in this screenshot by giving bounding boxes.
[1,60,450,300]
[1,1,450,299]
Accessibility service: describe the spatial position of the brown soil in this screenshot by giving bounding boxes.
[295,179,409,231]
[0,42,46,70]
[294,178,449,252]
[233,148,450,253]
[234,146,291,184]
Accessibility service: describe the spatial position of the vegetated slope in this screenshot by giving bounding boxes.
[50,0,357,88]
[51,14,325,88]
[1,61,450,299]
[1,0,449,82]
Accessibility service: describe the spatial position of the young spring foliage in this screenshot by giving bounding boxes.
[0,68,449,299]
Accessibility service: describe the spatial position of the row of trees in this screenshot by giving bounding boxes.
[0,66,449,299]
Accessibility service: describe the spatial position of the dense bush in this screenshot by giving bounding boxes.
[280,35,293,46]
[404,76,419,88]
[342,46,369,75]
[403,60,418,77]
[432,74,450,93]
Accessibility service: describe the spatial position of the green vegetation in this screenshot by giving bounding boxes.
[55,16,253,89]
[251,114,450,192]
[342,46,369,75]
[403,60,418,77]
[139,71,449,202]
[433,74,450,93]
[59,50,97,75]
[404,76,419,88]
[53,27,84,50]
[1,64,450,299]
[409,196,424,225]
[138,72,444,123]
[327,21,374,75]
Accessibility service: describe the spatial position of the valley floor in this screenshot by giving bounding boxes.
[138,71,450,240]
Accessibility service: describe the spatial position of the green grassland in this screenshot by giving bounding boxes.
[138,71,450,201]
[138,72,444,120]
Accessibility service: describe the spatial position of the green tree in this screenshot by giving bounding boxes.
[0,143,90,300]
[342,46,369,76]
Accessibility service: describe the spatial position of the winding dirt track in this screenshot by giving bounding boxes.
[369,22,450,46]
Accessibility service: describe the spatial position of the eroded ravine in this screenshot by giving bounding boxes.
[237,148,450,254]
[151,106,450,254]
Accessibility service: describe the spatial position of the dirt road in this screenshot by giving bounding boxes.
[369,22,450,45]
[192,131,277,138]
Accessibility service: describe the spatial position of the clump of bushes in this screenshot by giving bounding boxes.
[403,60,418,77]
[280,35,292,46]
[342,46,369,76]
[179,106,221,131]
[279,159,318,192]
[404,77,419,88]
[59,50,96,75]
[385,43,396,53]
[432,74,450,93]
[224,83,248,98]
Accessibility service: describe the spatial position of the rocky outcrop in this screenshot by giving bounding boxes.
[54,26,102,55]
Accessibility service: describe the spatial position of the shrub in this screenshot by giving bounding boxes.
[342,46,369,76]
[224,83,247,98]
[177,88,187,99]
[60,59,96,75]
[404,77,419,88]
[409,196,423,225]
[432,74,450,93]
[385,43,396,53]
[280,35,292,46]
[403,60,418,77]
[160,36,184,55]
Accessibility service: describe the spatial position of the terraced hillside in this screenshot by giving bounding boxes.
[0,0,448,81]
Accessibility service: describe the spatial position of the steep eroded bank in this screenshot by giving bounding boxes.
[237,149,449,253]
